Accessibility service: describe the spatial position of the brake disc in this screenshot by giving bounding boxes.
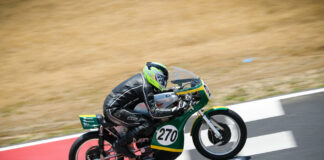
[207,123,231,146]
[85,146,100,160]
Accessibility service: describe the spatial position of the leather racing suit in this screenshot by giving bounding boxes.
[103,73,182,158]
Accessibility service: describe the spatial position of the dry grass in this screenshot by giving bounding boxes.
[0,0,323,146]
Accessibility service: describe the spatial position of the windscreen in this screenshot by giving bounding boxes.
[168,67,201,89]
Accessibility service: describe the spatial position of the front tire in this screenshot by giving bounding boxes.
[192,109,247,160]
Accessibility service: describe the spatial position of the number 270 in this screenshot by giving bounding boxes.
[157,128,178,142]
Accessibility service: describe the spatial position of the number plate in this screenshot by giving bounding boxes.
[79,115,99,129]
[156,125,178,146]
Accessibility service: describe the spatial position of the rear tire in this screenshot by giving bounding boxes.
[192,109,247,160]
[69,132,116,160]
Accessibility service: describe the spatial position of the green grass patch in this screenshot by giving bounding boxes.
[224,88,249,102]
[317,84,324,88]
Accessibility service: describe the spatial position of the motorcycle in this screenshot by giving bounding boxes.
[69,67,247,160]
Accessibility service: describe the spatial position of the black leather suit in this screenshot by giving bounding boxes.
[103,73,181,158]
[103,73,180,124]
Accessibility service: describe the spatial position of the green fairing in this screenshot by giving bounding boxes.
[151,87,210,151]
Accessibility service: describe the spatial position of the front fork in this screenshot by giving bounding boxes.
[197,110,223,139]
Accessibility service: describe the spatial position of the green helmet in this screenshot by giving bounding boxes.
[143,62,169,91]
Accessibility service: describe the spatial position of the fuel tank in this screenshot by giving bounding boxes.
[134,92,179,116]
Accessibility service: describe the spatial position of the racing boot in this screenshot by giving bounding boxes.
[112,124,148,158]
[112,136,136,158]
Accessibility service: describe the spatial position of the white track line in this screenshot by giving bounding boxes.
[229,99,284,122]
[228,87,324,122]
[271,88,324,100]
[0,133,83,152]
[238,131,297,156]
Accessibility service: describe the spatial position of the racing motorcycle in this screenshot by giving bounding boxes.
[69,67,247,160]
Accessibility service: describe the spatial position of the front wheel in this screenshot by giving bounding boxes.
[69,132,119,160]
[192,109,247,160]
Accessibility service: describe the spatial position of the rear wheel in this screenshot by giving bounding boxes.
[69,132,120,160]
[192,109,247,160]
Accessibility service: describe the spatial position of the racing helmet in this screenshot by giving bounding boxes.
[143,62,168,91]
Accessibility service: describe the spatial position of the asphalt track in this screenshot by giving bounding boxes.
[0,88,323,160]
[250,91,324,160]
[178,90,324,160]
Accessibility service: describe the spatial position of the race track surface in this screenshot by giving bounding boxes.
[178,90,324,160]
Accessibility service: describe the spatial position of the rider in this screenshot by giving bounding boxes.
[103,62,184,158]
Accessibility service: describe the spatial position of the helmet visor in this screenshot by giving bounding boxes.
[156,73,167,89]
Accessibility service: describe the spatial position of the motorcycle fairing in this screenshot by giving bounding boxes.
[150,118,185,152]
[150,80,210,153]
